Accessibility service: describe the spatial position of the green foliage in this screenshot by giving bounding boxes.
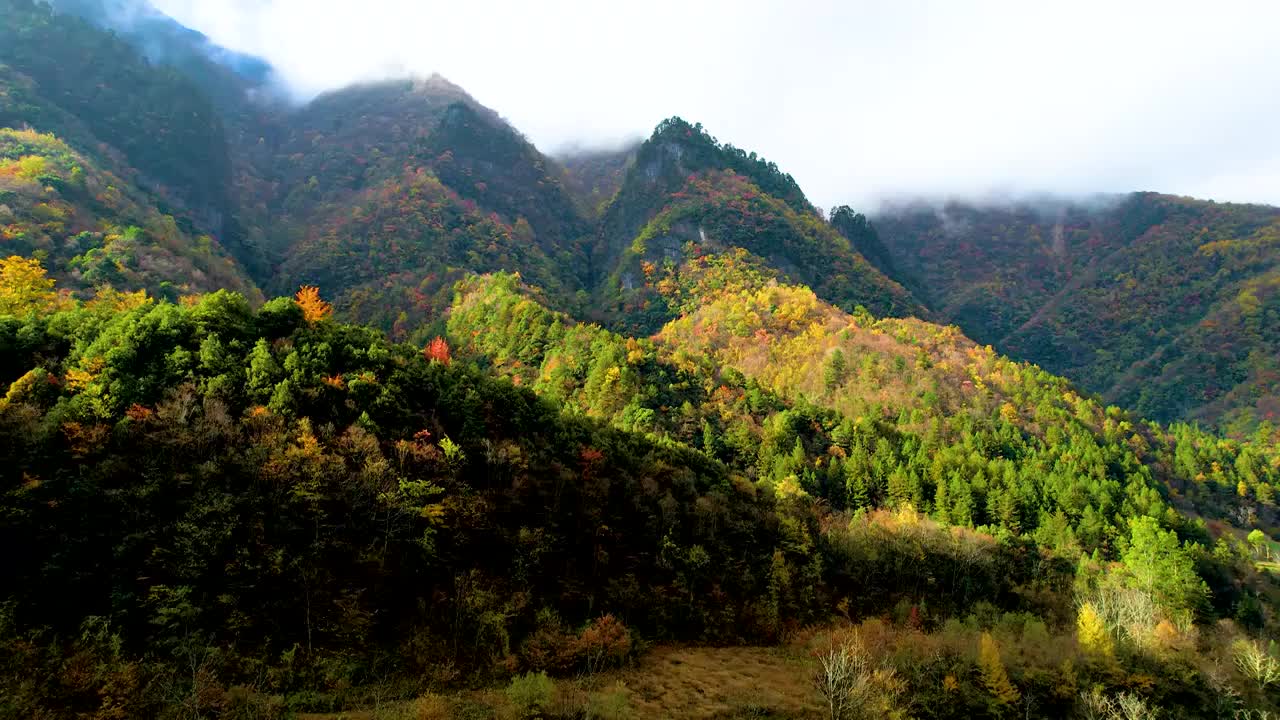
[0,19,1278,718]
[1121,517,1210,621]
[505,671,554,717]
[0,291,826,712]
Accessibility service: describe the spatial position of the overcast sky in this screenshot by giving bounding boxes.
[152,0,1280,211]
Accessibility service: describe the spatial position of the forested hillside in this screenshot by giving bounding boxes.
[0,128,260,300]
[3,1,1280,717]
[874,194,1280,433]
[3,260,1279,718]
[0,0,235,229]
[592,119,923,334]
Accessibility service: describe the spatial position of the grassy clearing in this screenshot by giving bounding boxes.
[617,645,819,719]
[299,644,821,720]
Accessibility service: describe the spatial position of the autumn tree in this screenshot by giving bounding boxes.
[978,632,1020,706]
[1247,529,1271,561]
[295,285,333,324]
[0,255,58,315]
[1076,602,1114,660]
[424,336,452,365]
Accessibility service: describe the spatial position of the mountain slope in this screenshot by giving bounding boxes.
[275,166,569,336]
[0,0,234,230]
[0,128,260,300]
[873,194,1280,431]
[590,118,923,334]
[556,143,638,217]
[1,7,1280,713]
[267,79,591,331]
[451,258,1279,545]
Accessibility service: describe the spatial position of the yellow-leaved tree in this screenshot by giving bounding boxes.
[978,632,1020,706]
[1076,602,1114,659]
[0,255,59,315]
[295,285,333,324]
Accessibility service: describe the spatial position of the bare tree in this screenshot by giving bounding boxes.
[813,634,898,720]
[1234,639,1280,694]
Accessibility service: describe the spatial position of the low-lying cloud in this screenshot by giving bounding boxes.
[152,0,1280,212]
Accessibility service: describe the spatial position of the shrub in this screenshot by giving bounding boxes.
[223,686,287,720]
[574,615,633,674]
[520,613,633,675]
[1076,688,1161,720]
[586,682,633,720]
[520,610,575,674]
[404,693,454,720]
[506,671,554,718]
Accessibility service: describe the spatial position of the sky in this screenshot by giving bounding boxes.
[151,0,1280,211]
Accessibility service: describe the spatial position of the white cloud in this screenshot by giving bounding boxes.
[152,0,1280,210]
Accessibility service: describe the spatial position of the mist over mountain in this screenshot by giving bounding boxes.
[146,0,1280,212]
[4,2,1280,718]
[49,0,276,86]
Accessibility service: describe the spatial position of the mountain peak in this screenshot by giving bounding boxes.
[410,72,469,98]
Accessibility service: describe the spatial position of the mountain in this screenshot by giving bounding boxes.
[451,255,1278,541]
[3,255,1277,717]
[266,77,590,334]
[0,0,278,284]
[588,118,924,334]
[873,193,1280,432]
[47,0,277,98]
[3,3,1280,716]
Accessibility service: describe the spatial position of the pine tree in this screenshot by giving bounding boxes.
[951,475,974,527]
[790,438,807,476]
[824,456,847,508]
[823,348,847,391]
[887,468,913,509]
[846,473,870,511]
[701,419,723,460]
[1122,516,1209,619]
[933,475,950,523]
[978,632,1020,705]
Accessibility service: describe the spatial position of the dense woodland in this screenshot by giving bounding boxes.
[2,1,1280,718]
[874,195,1280,434]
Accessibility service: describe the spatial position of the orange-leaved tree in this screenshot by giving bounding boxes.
[424,336,451,365]
[295,285,333,324]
